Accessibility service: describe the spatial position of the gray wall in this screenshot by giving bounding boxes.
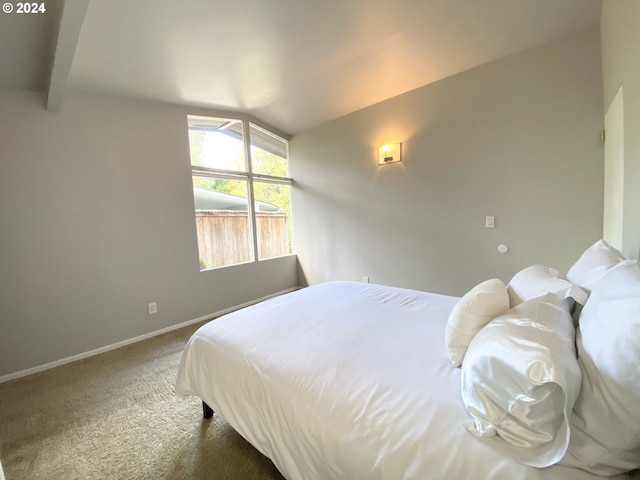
[0,91,297,378]
[601,1,640,260]
[290,29,604,296]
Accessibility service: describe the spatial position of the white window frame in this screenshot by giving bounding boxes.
[189,117,293,269]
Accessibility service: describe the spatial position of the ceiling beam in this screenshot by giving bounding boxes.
[47,0,89,113]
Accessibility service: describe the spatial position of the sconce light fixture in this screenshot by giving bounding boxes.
[378,143,401,165]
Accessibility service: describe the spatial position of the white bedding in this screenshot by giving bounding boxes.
[175,281,619,480]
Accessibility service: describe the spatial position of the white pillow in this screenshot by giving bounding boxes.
[445,278,509,367]
[507,265,587,308]
[461,293,581,468]
[561,261,640,476]
[566,239,626,293]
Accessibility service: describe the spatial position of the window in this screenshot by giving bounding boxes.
[187,115,293,270]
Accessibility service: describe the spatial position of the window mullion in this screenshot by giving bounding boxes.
[243,120,260,263]
[192,165,247,179]
[252,173,293,185]
[191,168,249,181]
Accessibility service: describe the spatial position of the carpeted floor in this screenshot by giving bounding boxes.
[0,321,286,480]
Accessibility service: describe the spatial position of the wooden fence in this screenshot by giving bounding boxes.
[196,210,290,269]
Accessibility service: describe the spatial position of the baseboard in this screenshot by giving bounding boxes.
[0,286,300,384]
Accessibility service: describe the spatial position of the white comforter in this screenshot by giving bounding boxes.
[175,281,615,480]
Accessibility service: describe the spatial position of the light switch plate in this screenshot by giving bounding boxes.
[485,216,495,228]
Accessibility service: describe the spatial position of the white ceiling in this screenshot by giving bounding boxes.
[1,0,602,135]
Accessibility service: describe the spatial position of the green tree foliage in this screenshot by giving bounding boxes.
[250,147,290,214]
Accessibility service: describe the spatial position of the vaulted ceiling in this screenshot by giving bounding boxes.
[0,0,602,135]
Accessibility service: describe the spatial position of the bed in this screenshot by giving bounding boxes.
[175,241,640,480]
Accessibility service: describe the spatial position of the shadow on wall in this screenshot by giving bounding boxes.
[296,257,308,287]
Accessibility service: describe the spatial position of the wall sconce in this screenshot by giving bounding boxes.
[378,143,401,165]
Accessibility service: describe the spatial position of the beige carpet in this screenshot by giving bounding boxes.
[0,322,286,480]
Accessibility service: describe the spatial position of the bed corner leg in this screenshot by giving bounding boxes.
[202,401,214,419]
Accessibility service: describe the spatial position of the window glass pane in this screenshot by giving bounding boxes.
[192,176,253,269]
[253,181,292,260]
[249,123,288,177]
[188,115,246,172]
